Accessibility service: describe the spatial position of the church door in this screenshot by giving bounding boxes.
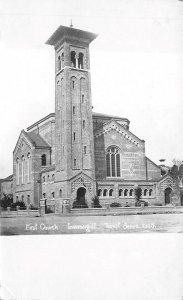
[72,187,88,208]
[164,188,172,205]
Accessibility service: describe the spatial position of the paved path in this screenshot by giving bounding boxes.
[1,213,183,235]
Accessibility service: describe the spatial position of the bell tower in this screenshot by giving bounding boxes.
[46,25,97,205]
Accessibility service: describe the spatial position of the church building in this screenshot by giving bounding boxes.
[12,25,180,212]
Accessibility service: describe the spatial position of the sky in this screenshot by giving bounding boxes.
[0,0,183,178]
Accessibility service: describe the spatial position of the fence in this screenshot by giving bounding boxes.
[0,206,40,217]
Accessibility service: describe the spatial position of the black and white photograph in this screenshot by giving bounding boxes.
[0,0,183,298]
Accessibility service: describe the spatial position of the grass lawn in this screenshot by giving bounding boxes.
[1,212,183,235]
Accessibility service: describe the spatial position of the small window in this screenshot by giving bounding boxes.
[43,176,45,182]
[16,196,18,201]
[103,189,107,197]
[43,193,46,198]
[71,51,76,68]
[59,189,62,198]
[124,189,128,197]
[58,56,61,71]
[47,175,50,181]
[73,106,75,115]
[72,81,75,88]
[22,195,24,202]
[119,189,123,197]
[83,120,86,129]
[52,192,55,199]
[52,174,55,181]
[27,195,30,205]
[144,189,148,196]
[109,189,113,197]
[81,94,84,103]
[98,189,102,197]
[84,146,86,154]
[78,52,84,69]
[41,154,46,166]
[74,159,76,167]
[149,189,153,196]
[129,189,133,197]
[73,132,76,141]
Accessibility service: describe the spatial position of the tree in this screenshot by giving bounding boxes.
[135,187,142,201]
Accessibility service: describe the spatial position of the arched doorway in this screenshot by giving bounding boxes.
[72,187,88,208]
[164,187,172,205]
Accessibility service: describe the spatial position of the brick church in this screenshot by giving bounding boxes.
[13,25,180,212]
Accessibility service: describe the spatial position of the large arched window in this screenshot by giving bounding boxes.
[106,146,121,177]
[41,154,46,166]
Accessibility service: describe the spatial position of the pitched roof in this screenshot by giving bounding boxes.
[0,174,13,182]
[27,112,129,130]
[24,131,51,148]
[92,112,129,122]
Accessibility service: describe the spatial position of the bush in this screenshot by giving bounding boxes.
[29,204,38,210]
[110,202,121,207]
[92,196,102,208]
[72,199,88,209]
[135,200,148,207]
[154,203,162,206]
[0,194,13,209]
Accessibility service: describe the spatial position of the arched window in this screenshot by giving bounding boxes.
[124,189,128,197]
[149,189,153,196]
[41,154,46,166]
[109,189,113,197]
[22,195,24,202]
[83,120,86,129]
[27,195,30,205]
[144,189,148,196]
[119,189,123,197]
[129,189,133,197]
[71,51,76,68]
[16,158,19,185]
[21,155,25,184]
[52,192,55,199]
[59,189,62,198]
[78,52,84,69]
[106,146,121,177]
[103,189,108,197]
[61,52,64,68]
[58,56,61,71]
[43,193,46,198]
[97,189,102,197]
[27,153,31,183]
[52,174,55,181]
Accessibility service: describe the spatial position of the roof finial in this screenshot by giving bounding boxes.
[70,19,73,28]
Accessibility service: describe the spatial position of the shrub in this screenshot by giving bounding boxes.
[92,196,102,208]
[72,199,88,209]
[110,202,121,207]
[0,194,13,209]
[135,187,142,201]
[29,204,38,210]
